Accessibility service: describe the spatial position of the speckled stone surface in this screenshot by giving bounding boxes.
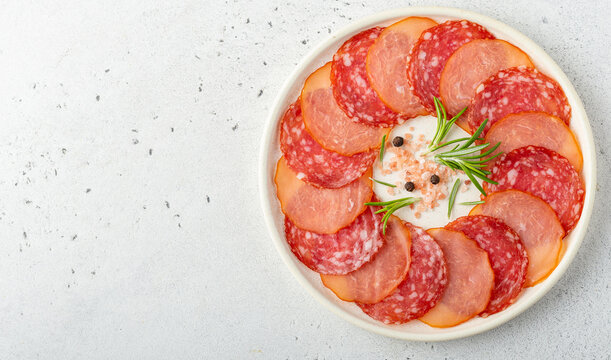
[0,1,609,359]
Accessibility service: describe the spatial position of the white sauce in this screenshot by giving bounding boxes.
[373,115,483,229]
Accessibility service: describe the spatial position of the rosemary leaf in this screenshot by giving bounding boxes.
[369,177,396,188]
[459,200,485,205]
[448,179,461,218]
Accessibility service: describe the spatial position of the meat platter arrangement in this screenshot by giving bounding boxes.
[267,12,590,332]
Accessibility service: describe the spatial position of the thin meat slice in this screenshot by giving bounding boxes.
[301,63,390,156]
[366,17,437,117]
[280,100,375,188]
[357,223,447,324]
[284,206,384,275]
[484,146,585,232]
[440,39,533,118]
[407,20,494,112]
[321,216,411,304]
[446,215,528,316]
[467,66,571,135]
[419,228,494,327]
[470,190,565,286]
[484,111,583,171]
[331,27,403,127]
[274,157,372,234]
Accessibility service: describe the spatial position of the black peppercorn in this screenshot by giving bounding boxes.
[392,136,404,147]
[404,181,415,192]
[430,174,440,184]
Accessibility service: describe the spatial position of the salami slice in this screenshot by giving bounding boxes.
[467,66,571,135]
[366,17,437,117]
[331,27,403,127]
[439,39,533,118]
[301,63,389,156]
[484,146,585,232]
[470,190,565,286]
[407,20,494,112]
[285,206,384,275]
[357,223,447,324]
[274,157,372,234]
[419,228,494,327]
[484,111,583,171]
[280,100,375,188]
[446,215,528,316]
[321,216,411,304]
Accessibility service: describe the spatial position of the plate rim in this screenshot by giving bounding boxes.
[258,6,597,341]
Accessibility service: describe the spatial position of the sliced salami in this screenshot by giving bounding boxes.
[274,157,372,234]
[470,190,565,286]
[285,206,384,275]
[280,100,375,188]
[419,228,494,327]
[366,17,437,117]
[467,66,571,135]
[484,111,583,171]
[484,146,584,232]
[321,216,411,304]
[301,63,389,156]
[439,39,533,118]
[407,20,494,112]
[357,223,447,324]
[331,27,403,127]
[446,215,528,316]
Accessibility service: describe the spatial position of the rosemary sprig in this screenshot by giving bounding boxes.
[379,134,387,162]
[433,118,502,196]
[427,97,467,152]
[448,179,461,218]
[365,197,421,234]
[369,177,396,188]
[459,200,485,206]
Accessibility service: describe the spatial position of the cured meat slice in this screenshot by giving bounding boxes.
[484,111,583,171]
[331,27,403,127]
[467,66,571,135]
[301,63,390,156]
[280,100,375,188]
[321,216,411,304]
[484,146,585,232]
[284,206,384,275]
[439,39,533,117]
[366,17,437,117]
[407,20,494,112]
[274,157,372,234]
[446,215,528,316]
[357,223,447,324]
[470,190,565,286]
[419,228,494,327]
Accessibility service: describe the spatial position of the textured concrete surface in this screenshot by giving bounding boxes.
[0,1,609,359]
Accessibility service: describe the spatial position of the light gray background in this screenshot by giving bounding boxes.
[0,0,609,359]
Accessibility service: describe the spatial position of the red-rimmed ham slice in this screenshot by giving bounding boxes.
[446,215,528,316]
[320,216,411,304]
[357,223,447,324]
[439,39,533,118]
[470,190,565,286]
[419,228,494,327]
[279,100,376,188]
[484,146,584,232]
[365,17,437,117]
[274,157,372,234]
[301,63,390,156]
[484,111,583,171]
[467,66,571,135]
[331,27,403,127]
[284,206,384,275]
[407,20,494,112]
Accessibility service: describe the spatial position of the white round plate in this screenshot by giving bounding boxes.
[259,6,596,341]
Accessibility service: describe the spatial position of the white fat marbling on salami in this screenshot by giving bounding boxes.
[358,223,447,324]
[284,206,384,275]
